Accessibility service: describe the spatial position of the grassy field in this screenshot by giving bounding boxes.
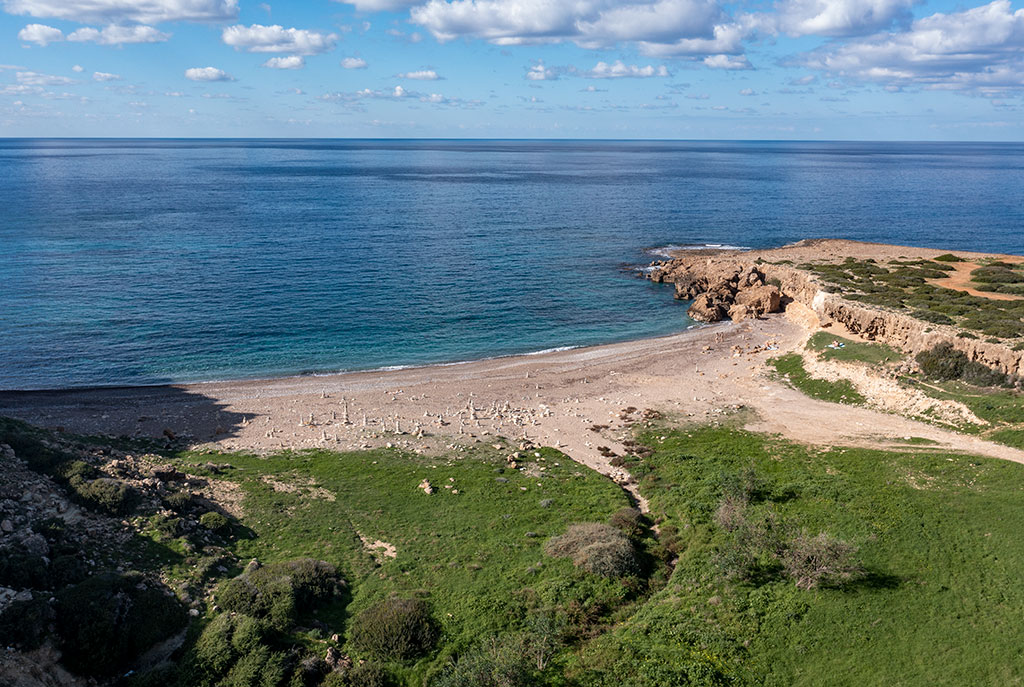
[768,353,866,405]
[578,423,1024,686]
[156,442,651,685]
[805,332,902,365]
[7,412,1024,686]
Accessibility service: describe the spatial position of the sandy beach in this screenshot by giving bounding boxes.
[5,295,1023,509]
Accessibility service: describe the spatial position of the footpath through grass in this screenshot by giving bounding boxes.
[577,423,1024,686]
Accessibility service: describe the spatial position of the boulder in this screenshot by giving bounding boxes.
[688,294,728,323]
[727,304,753,321]
[734,285,782,317]
[151,465,185,482]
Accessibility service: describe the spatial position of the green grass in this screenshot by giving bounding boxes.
[806,332,902,365]
[769,354,866,405]
[166,443,641,683]
[572,424,1024,686]
[988,428,1024,450]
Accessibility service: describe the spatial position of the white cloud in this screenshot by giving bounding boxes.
[801,0,1024,94]
[398,69,441,79]
[2,0,238,24]
[263,55,304,69]
[776,0,914,38]
[222,24,337,55]
[337,0,420,10]
[321,84,483,107]
[67,25,169,44]
[71,64,83,72]
[703,53,752,69]
[341,57,368,69]
[184,66,233,81]
[92,71,121,81]
[525,59,558,80]
[16,70,74,85]
[581,60,669,78]
[739,87,756,95]
[409,0,753,63]
[17,23,62,45]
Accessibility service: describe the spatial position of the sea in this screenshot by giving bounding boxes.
[1,139,1022,390]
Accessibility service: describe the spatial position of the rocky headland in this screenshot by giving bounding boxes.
[647,239,1024,378]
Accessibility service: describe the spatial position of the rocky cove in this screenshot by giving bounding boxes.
[646,239,1024,378]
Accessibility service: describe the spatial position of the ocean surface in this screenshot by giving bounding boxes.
[2,139,1022,390]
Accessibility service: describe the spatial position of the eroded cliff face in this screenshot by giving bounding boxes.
[649,253,1024,378]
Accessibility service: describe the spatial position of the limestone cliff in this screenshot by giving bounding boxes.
[647,242,1024,377]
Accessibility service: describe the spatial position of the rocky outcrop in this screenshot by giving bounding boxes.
[652,261,783,323]
[647,247,1024,378]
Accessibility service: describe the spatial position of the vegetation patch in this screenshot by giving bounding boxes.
[769,353,866,405]
[571,424,1024,686]
[806,332,901,365]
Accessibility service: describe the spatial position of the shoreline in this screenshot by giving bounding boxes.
[5,238,1024,509]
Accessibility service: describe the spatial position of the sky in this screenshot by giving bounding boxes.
[1,0,1023,139]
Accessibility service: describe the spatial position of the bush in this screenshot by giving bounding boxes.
[933,253,964,262]
[69,476,139,516]
[573,539,640,578]
[961,361,1009,388]
[916,343,967,381]
[714,493,748,533]
[913,310,954,326]
[56,572,187,675]
[0,596,55,650]
[217,558,343,631]
[715,509,786,583]
[972,267,1024,284]
[349,598,439,661]
[608,507,646,539]
[545,523,640,578]
[431,637,535,687]
[780,531,862,590]
[200,511,231,533]
[164,490,195,513]
[192,614,293,687]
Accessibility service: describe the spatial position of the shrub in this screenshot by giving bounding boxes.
[216,558,342,632]
[545,523,640,578]
[961,361,1009,388]
[349,598,439,661]
[192,614,293,687]
[608,507,646,539]
[69,477,139,516]
[933,253,963,262]
[544,523,622,558]
[714,493,748,533]
[715,510,785,583]
[164,490,195,513]
[217,575,296,631]
[573,539,640,578]
[916,343,967,381]
[912,310,954,326]
[56,572,187,675]
[972,267,1024,284]
[780,531,862,590]
[200,511,231,533]
[0,596,55,650]
[430,637,535,687]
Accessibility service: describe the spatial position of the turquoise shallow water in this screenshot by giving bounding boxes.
[1,139,1022,390]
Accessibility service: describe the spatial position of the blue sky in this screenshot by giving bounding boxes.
[1,0,1023,139]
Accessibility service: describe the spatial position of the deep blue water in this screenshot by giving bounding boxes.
[1,139,1022,390]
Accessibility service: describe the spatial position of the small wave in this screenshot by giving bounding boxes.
[645,243,751,258]
[524,345,580,356]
